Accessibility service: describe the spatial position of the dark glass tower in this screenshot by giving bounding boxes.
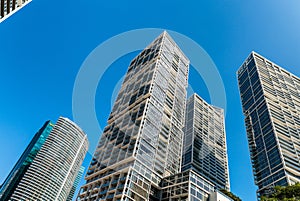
[0,121,53,200]
[238,52,300,197]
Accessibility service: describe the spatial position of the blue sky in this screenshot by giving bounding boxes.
[1,0,300,200]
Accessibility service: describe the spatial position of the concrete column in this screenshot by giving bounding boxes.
[6,0,10,14]
[12,0,16,10]
[0,0,4,18]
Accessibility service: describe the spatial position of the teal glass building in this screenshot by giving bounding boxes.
[0,121,53,200]
[0,117,88,201]
[67,166,85,201]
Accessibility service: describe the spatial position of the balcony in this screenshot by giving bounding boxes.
[106,193,114,199]
[108,186,117,192]
[99,190,107,195]
[117,184,125,189]
[111,179,119,184]
[119,176,127,182]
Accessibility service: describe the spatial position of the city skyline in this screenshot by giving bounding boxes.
[1,1,299,201]
[2,50,300,200]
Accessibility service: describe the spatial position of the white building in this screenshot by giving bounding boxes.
[8,117,89,201]
[0,0,32,23]
[77,31,189,201]
[210,191,234,201]
[182,94,230,191]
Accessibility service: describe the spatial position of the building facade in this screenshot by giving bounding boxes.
[0,0,31,23]
[161,170,216,201]
[209,191,234,201]
[0,117,89,201]
[77,31,189,201]
[182,94,230,191]
[0,121,53,200]
[67,166,86,201]
[237,51,300,196]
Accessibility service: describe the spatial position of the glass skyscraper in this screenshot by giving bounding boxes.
[0,0,31,23]
[161,170,216,201]
[0,121,53,200]
[238,51,300,197]
[77,31,189,201]
[0,117,89,201]
[160,94,231,201]
[77,31,233,201]
[182,94,230,191]
[67,166,86,201]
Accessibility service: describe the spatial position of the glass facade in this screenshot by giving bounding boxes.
[182,94,230,191]
[1,117,89,201]
[67,166,86,201]
[77,31,234,201]
[77,31,189,201]
[0,121,53,201]
[161,170,215,201]
[238,51,300,197]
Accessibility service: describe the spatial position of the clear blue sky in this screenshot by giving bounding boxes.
[1,1,300,200]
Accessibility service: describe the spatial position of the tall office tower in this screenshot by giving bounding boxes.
[182,94,230,191]
[0,0,31,23]
[0,117,89,201]
[238,51,300,197]
[77,31,189,201]
[67,166,85,201]
[0,121,53,200]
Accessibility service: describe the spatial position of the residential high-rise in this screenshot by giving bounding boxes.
[182,94,230,191]
[161,169,220,201]
[0,117,89,201]
[160,93,232,201]
[77,31,189,201]
[237,51,300,197]
[0,0,31,23]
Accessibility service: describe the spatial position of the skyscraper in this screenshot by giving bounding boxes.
[0,121,53,200]
[237,51,300,197]
[67,166,85,201]
[0,117,89,201]
[77,31,189,201]
[159,93,233,201]
[182,94,230,191]
[0,0,31,23]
